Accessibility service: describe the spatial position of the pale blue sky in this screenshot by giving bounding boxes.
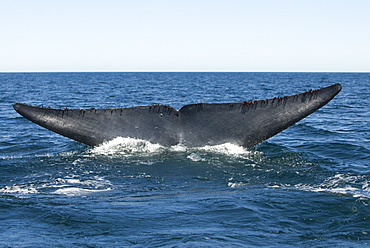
[1,0,369,72]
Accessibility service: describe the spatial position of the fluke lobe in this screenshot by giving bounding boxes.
[13,83,342,148]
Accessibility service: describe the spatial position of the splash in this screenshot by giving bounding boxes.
[90,137,165,156]
[187,143,262,162]
[198,142,251,156]
[87,137,261,161]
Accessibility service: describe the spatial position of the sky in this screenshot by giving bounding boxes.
[1,0,369,72]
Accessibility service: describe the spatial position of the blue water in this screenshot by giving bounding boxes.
[1,72,369,247]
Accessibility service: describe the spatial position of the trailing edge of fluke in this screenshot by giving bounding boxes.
[13,83,342,148]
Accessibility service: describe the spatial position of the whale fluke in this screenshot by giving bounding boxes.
[13,83,342,148]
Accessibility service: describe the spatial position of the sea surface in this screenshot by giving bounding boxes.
[1,72,369,247]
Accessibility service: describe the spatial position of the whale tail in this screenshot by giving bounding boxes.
[14,83,342,148]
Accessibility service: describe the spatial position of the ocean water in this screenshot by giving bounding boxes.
[1,72,369,247]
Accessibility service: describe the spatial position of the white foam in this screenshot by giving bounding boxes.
[187,153,206,162]
[90,137,164,156]
[170,144,187,152]
[53,187,112,196]
[228,182,248,188]
[50,175,113,196]
[316,174,370,198]
[199,142,251,156]
[2,151,77,161]
[300,185,370,199]
[272,174,370,199]
[0,175,113,197]
[187,143,262,162]
[0,185,38,194]
[64,178,81,184]
[87,137,262,162]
